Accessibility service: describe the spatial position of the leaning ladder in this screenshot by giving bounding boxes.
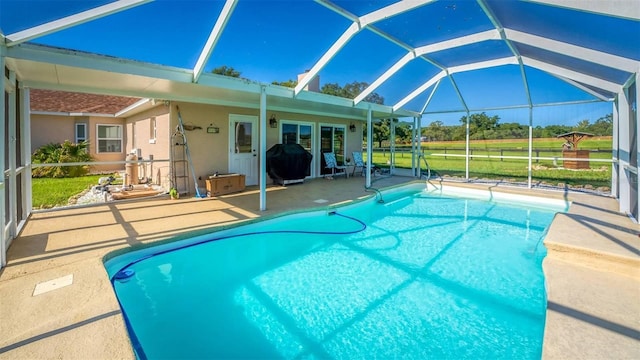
[174,106,204,198]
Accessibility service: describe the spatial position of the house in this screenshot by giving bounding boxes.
[29,84,365,192]
[30,89,142,173]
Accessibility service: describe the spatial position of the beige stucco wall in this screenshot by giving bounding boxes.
[30,114,126,173]
[124,104,172,187]
[31,102,363,187]
[89,116,127,173]
[169,102,363,190]
[30,114,76,152]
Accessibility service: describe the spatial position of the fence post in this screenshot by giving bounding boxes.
[444,148,447,160]
[536,150,539,163]
[500,149,503,161]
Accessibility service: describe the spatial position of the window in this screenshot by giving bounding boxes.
[149,117,157,144]
[97,124,122,153]
[75,123,87,143]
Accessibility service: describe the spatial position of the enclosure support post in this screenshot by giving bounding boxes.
[259,85,267,211]
[22,87,32,215]
[612,100,619,199]
[390,118,396,174]
[411,117,417,176]
[366,107,372,188]
[465,111,470,180]
[527,106,533,189]
[0,51,6,268]
[8,70,17,241]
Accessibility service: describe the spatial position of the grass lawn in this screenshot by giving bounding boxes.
[32,175,105,209]
[371,137,613,188]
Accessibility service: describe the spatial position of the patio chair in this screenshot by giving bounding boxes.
[352,151,366,177]
[323,152,347,179]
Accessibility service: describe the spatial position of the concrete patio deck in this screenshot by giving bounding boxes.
[0,176,638,359]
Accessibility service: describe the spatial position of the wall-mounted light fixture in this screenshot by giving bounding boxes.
[269,114,278,128]
[349,123,356,132]
[207,123,220,134]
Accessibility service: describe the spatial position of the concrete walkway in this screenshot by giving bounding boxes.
[0,176,638,359]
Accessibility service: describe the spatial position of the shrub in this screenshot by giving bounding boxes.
[32,140,94,178]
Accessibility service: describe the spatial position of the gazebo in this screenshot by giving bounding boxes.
[557,131,594,169]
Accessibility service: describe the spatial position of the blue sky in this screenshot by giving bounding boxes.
[1,0,633,127]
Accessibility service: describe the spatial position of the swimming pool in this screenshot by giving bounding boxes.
[105,184,568,359]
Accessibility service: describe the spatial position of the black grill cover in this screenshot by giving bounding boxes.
[266,144,313,183]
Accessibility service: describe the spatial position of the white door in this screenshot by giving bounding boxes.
[229,115,258,185]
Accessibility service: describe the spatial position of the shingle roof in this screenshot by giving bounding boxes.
[30,89,140,115]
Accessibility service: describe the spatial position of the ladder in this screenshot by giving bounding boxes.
[171,106,204,198]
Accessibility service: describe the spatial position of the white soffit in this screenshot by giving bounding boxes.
[5,0,152,46]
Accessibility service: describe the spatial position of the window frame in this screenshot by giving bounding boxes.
[96,124,123,154]
[75,123,87,144]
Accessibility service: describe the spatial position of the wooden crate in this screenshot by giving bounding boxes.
[206,174,245,196]
[562,150,590,169]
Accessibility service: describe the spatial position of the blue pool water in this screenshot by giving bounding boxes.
[105,185,566,359]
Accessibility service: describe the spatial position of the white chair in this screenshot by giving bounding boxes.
[323,152,347,178]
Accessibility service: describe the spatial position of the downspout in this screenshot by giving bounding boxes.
[259,85,267,211]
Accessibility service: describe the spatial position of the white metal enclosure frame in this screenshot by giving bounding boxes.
[0,0,639,268]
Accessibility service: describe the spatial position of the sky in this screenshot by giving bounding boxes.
[0,0,636,127]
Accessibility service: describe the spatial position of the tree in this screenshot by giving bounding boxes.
[211,66,241,78]
[373,119,391,147]
[589,114,613,136]
[394,121,412,143]
[32,140,93,178]
[272,79,298,88]
[575,119,591,131]
[320,81,384,104]
[424,120,450,141]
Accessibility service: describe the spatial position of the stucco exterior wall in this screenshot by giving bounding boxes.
[124,104,172,187]
[30,114,77,152]
[89,116,126,173]
[30,114,126,173]
[169,102,363,190]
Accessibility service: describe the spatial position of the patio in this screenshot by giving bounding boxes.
[0,176,637,359]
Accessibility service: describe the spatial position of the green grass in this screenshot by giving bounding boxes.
[32,175,105,209]
[372,137,613,188]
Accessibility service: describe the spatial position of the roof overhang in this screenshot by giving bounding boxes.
[5,43,419,120]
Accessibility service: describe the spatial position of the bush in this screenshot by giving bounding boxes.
[32,140,94,178]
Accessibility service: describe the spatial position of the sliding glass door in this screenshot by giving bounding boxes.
[320,125,346,175]
[281,121,314,177]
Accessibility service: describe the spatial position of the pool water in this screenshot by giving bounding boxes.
[106,186,563,359]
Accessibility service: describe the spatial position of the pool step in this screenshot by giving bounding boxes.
[544,241,640,280]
